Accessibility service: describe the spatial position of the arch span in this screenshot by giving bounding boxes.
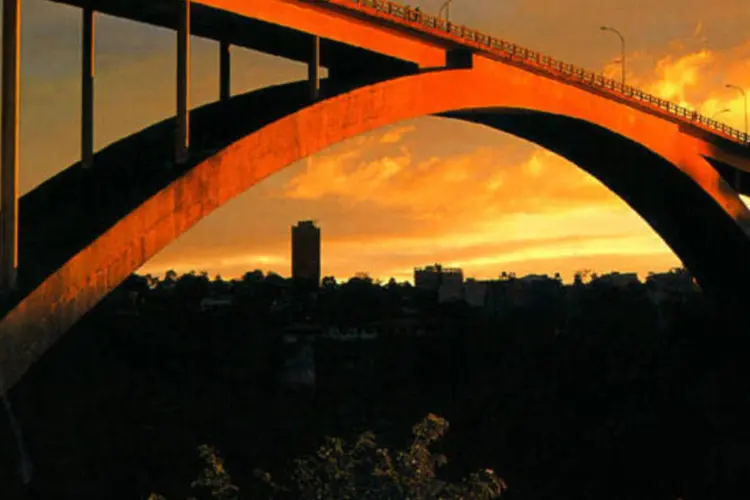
[2,55,749,390]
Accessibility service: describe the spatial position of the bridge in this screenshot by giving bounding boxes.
[0,0,748,391]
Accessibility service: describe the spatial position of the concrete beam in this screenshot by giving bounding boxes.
[308,35,320,101]
[81,7,94,169]
[0,0,20,292]
[219,40,230,102]
[446,48,473,69]
[176,0,190,164]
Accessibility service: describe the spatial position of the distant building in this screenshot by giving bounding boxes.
[320,327,379,341]
[646,268,698,293]
[645,268,699,310]
[484,274,563,316]
[439,270,464,303]
[464,278,487,308]
[518,274,549,284]
[414,264,442,290]
[199,295,234,312]
[593,272,640,288]
[365,317,437,336]
[291,220,321,292]
[414,263,463,293]
[279,326,317,394]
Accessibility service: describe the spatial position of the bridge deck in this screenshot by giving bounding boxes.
[50,0,750,151]
[51,0,449,69]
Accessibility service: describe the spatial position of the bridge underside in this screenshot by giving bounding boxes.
[52,0,437,79]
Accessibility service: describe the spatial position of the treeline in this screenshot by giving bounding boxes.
[112,267,699,329]
[0,269,747,499]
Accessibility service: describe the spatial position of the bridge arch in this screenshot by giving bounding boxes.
[2,55,749,389]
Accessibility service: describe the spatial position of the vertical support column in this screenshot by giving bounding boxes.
[81,7,95,169]
[1,0,20,292]
[308,35,320,101]
[175,0,190,165]
[219,40,230,102]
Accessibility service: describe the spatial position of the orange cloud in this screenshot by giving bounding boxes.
[379,125,417,144]
[282,131,620,225]
[646,50,713,105]
[603,33,750,127]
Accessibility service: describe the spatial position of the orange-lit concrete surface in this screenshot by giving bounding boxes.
[194,0,448,67]
[1,57,750,391]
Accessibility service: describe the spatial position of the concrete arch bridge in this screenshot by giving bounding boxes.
[0,0,747,390]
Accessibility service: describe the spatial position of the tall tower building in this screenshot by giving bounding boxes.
[291,220,321,291]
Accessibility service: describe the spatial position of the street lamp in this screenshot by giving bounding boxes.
[439,0,454,21]
[600,26,626,85]
[711,108,731,120]
[726,84,747,190]
[726,84,748,139]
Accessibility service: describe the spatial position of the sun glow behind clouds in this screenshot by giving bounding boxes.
[141,254,289,278]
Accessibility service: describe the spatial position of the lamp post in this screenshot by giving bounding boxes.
[726,84,748,191]
[726,84,748,140]
[438,0,454,21]
[600,26,625,85]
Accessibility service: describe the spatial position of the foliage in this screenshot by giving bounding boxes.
[252,413,507,499]
[188,445,239,500]
[151,415,506,500]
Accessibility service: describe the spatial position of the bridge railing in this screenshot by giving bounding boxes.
[318,0,750,146]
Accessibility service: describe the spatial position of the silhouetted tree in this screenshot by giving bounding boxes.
[164,269,178,286]
[248,414,507,499]
[321,276,337,290]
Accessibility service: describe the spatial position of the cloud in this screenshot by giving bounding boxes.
[141,253,288,278]
[282,141,623,228]
[602,31,750,127]
[379,125,417,144]
[646,50,714,105]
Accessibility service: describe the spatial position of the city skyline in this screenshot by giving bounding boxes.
[12,0,750,283]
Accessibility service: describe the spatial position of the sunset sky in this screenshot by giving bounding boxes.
[12,0,750,283]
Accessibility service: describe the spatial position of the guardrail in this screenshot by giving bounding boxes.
[317,0,749,146]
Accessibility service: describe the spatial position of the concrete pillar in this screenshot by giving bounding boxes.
[81,7,95,169]
[1,0,20,291]
[219,40,230,102]
[308,35,320,101]
[175,0,190,164]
